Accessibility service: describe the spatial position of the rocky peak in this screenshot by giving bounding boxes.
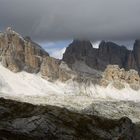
[71,39,93,49]
[98,41,127,57]
[63,39,138,72]
[0,27,49,73]
[5,27,22,40]
[63,39,93,67]
[98,41,128,70]
[0,28,76,81]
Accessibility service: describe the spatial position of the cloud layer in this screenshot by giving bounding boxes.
[0,0,140,41]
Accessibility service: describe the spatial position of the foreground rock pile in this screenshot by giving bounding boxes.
[0,98,140,140]
[100,65,140,90]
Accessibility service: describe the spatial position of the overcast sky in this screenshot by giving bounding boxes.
[0,0,139,58]
[0,0,140,42]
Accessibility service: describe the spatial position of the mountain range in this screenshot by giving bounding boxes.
[0,27,140,90]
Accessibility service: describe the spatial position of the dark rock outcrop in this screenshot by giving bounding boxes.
[63,39,139,72]
[0,27,49,73]
[98,41,128,70]
[63,40,94,67]
[134,40,140,72]
[0,98,139,140]
[125,50,138,70]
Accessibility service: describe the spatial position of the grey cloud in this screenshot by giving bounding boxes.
[0,0,140,42]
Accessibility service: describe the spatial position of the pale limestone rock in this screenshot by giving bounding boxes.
[41,59,74,82]
[0,28,76,82]
[59,61,74,82]
[0,28,49,73]
[40,56,60,81]
[101,65,140,90]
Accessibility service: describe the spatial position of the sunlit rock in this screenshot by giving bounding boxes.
[100,65,140,90]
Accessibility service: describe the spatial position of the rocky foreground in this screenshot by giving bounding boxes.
[0,98,140,140]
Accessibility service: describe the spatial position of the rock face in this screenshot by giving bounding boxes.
[0,28,75,82]
[40,57,74,82]
[125,50,138,70]
[0,98,140,140]
[40,56,61,81]
[0,27,49,73]
[63,40,138,72]
[134,40,140,72]
[98,41,128,70]
[63,40,97,69]
[100,65,140,90]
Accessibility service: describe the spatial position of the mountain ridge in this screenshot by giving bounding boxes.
[0,27,140,90]
[63,39,139,72]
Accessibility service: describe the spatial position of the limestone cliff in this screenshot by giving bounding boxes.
[0,27,49,73]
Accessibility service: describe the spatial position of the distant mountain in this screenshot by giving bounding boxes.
[63,39,140,71]
[62,39,140,90]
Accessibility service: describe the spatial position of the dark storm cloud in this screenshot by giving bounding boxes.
[0,0,140,41]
